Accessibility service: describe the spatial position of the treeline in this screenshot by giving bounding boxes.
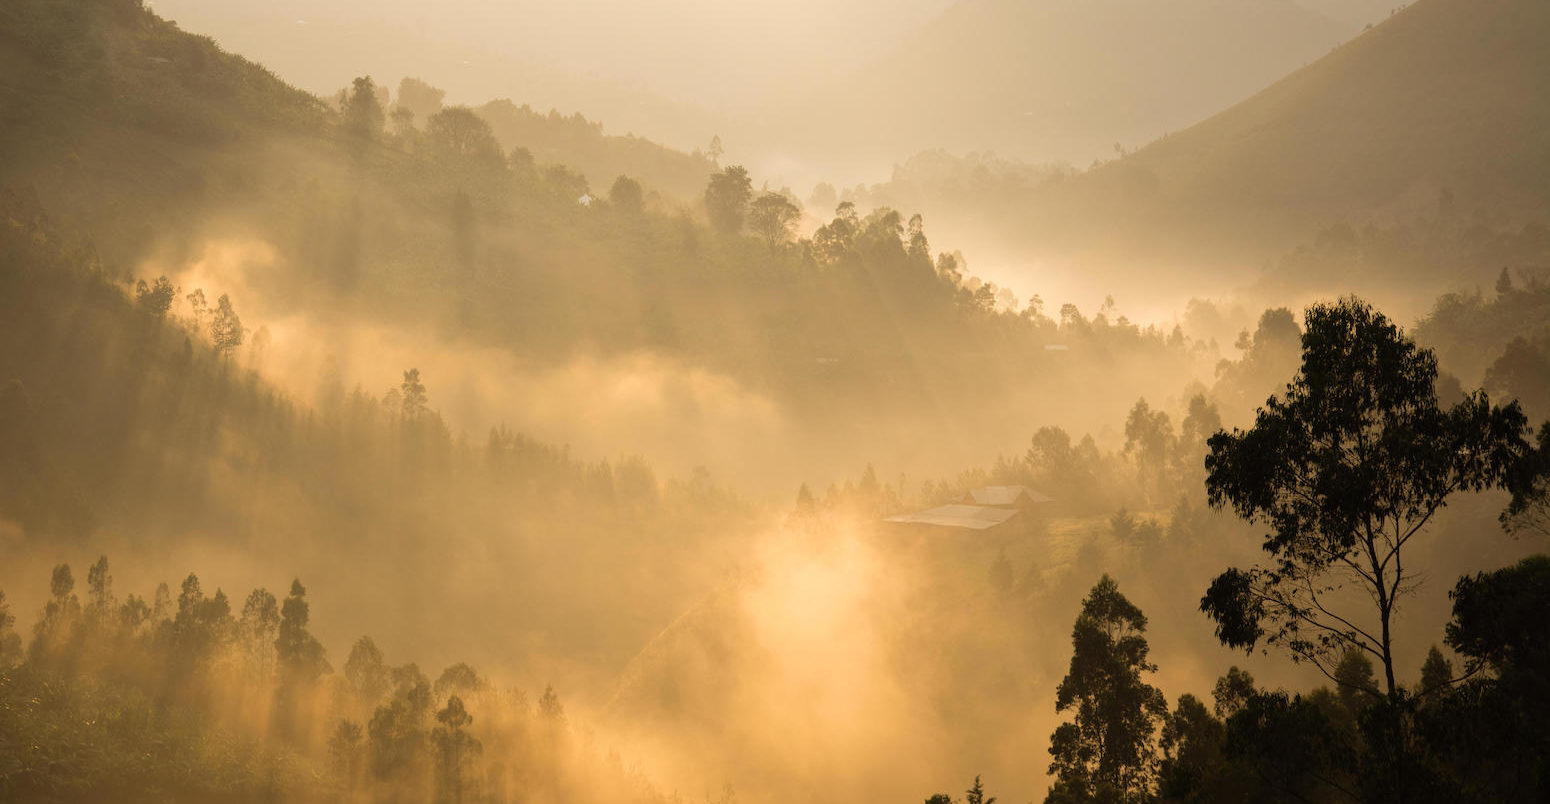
[801,303,1305,521]
[474,97,717,201]
[1020,557,1549,804]
[328,76,718,204]
[0,558,674,803]
[285,97,1200,416]
[904,298,1550,803]
[1416,266,1550,421]
[0,0,1209,427]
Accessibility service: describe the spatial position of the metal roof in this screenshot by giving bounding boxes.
[883,504,1019,530]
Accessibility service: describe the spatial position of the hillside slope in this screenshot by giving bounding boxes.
[0,0,717,266]
[0,0,329,260]
[473,98,716,202]
[1105,0,1550,234]
[862,0,1550,307]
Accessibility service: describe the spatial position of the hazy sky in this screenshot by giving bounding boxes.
[151,0,952,105]
[148,0,1399,185]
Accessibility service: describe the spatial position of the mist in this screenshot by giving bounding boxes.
[2,0,1549,802]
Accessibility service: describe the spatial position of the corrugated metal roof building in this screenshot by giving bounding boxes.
[962,485,1054,507]
[883,503,1020,530]
[883,485,1053,532]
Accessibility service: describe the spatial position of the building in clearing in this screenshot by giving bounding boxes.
[884,485,1053,534]
[960,485,1054,509]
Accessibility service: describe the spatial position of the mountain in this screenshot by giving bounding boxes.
[1092,0,1550,244]
[861,0,1550,310]
[1293,0,1408,29]
[751,0,1349,181]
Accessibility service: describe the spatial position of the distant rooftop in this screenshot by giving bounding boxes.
[883,504,1019,530]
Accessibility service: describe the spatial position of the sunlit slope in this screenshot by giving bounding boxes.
[1055,0,1550,263]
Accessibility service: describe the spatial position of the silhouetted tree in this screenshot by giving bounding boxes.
[1495,267,1515,297]
[1211,666,1256,719]
[396,77,445,123]
[370,666,433,780]
[185,288,208,332]
[1123,397,1174,499]
[342,76,385,142]
[1221,690,1356,802]
[609,175,644,213]
[166,573,233,674]
[1484,337,1550,419]
[432,695,482,803]
[1502,425,1550,536]
[1202,298,1530,697]
[85,555,113,619]
[747,191,800,252]
[151,582,171,622]
[965,775,995,804]
[906,213,931,263]
[134,276,176,317]
[346,636,391,706]
[811,201,860,265]
[390,106,417,143]
[1417,646,1452,697]
[704,165,752,235]
[542,164,589,201]
[276,579,329,685]
[434,662,485,699]
[1176,394,1221,488]
[31,564,81,664]
[0,590,21,667]
[210,293,243,356]
[239,588,280,676]
[1047,575,1167,803]
[1157,693,1227,800]
[400,369,428,422]
[1332,647,1377,716]
[426,107,504,168]
[507,146,536,182]
[1445,555,1550,682]
[1424,554,1550,798]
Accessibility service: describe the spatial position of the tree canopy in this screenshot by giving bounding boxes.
[1047,575,1167,803]
[1202,297,1531,695]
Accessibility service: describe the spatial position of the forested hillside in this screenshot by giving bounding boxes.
[4,0,1550,802]
[0,0,1226,490]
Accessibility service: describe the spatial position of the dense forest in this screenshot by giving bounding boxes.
[3,0,1549,802]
